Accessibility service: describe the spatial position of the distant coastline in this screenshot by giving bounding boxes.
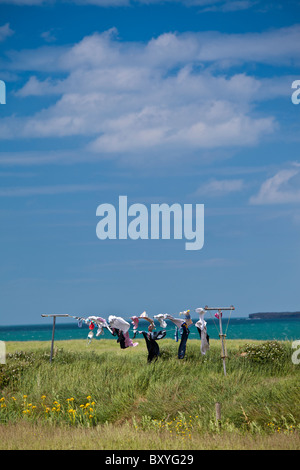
[249,311,300,319]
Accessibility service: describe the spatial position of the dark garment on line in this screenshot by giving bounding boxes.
[178,323,190,359]
[111,328,126,349]
[142,330,166,363]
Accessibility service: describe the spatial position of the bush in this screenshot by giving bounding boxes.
[0,351,37,389]
[239,341,287,364]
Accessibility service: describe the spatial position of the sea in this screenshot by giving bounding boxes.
[1,317,300,343]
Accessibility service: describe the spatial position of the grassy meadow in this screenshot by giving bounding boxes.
[0,338,299,450]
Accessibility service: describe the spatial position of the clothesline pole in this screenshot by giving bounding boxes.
[218,313,227,376]
[50,316,56,363]
[41,314,69,363]
[204,306,234,377]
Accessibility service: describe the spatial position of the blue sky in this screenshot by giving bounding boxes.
[0,0,300,325]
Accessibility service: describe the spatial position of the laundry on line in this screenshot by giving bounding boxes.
[65,308,212,360]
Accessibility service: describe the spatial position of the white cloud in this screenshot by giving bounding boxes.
[0,0,50,4]
[40,30,57,43]
[0,0,258,7]
[196,25,300,66]
[2,25,299,162]
[89,107,274,154]
[15,76,62,97]
[199,0,257,12]
[0,183,105,197]
[193,178,244,196]
[0,150,99,166]
[74,0,130,5]
[0,23,14,42]
[250,168,300,204]
[6,26,300,73]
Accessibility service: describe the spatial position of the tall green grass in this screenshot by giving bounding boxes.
[1,339,299,449]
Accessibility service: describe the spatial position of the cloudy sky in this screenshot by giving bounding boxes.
[0,0,300,325]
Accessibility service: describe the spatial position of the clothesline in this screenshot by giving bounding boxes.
[41,307,234,374]
[63,307,228,359]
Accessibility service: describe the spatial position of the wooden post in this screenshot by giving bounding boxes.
[41,314,69,363]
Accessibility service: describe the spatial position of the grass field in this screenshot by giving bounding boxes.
[0,338,299,450]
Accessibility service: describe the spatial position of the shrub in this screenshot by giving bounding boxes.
[239,341,287,364]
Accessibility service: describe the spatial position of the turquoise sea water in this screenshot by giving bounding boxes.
[1,318,300,343]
